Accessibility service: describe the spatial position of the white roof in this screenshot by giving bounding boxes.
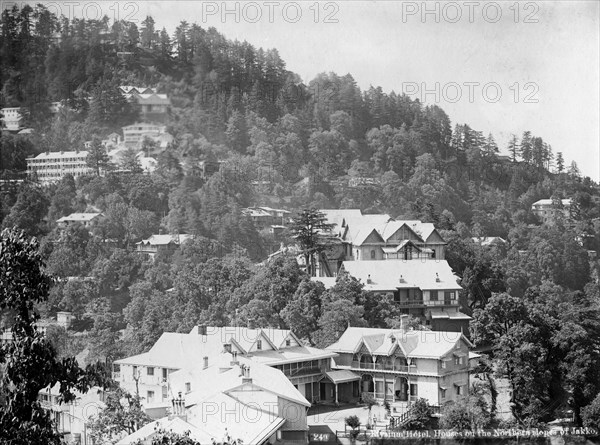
[319,209,445,245]
[136,234,194,247]
[327,327,472,359]
[28,150,89,160]
[532,198,572,206]
[472,236,506,246]
[335,260,462,291]
[114,326,328,369]
[116,416,213,445]
[170,354,310,408]
[56,212,102,223]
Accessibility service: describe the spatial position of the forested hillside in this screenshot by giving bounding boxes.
[2,4,600,428]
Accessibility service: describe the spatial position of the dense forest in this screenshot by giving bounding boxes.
[1,4,600,430]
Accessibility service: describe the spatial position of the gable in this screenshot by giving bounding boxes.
[280,333,300,348]
[360,229,384,245]
[386,224,423,243]
[249,331,276,352]
[425,229,446,244]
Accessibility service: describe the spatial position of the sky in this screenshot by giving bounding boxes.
[30,0,600,180]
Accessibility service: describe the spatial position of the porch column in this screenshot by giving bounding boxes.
[335,383,339,405]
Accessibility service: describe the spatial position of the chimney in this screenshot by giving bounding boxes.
[230,350,239,366]
[171,392,187,421]
[241,365,252,384]
[367,274,372,284]
[198,325,207,335]
[399,314,409,333]
[399,275,405,283]
[203,356,208,369]
[435,273,440,283]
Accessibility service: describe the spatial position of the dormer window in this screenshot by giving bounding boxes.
[256,340,262,350]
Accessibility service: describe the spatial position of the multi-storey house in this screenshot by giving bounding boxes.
[314,259,470,333]
[26,151,92,184]
[118,354,311,445]
[325,323,472,415]
[119,86,171,122]
[531,198,572,224]
[317,210,448,276]
[112,326,336,410]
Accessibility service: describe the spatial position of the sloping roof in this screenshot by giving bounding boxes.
[532,198,572,207]
[134,93,171,105]
[56,212,102,223]
[116,416,212,445]
[29,150,89,160]
[323,370,361,384]
[327,327,472,359]
[136,234,194,246]
[429,311,472,320]
[339,260,462,291]
[472,236,506,246]
[169,354,310,408]
[398,220,440,242]
[114,326,326,369]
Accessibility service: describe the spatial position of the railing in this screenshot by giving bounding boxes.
[395,299,458,307]
[351,361,409,373]
[289,366,322,377]
[424,299,458,306]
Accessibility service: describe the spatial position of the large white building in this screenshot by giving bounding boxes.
[113,326,336,410]
[1,107,22,131]
[531,198,572,224]
[325,324,473,415]
[117,354,311,445]
[122,123,170,147]
[26,151,92,184]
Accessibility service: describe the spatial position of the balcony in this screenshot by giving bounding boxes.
[350,361,409,373]
[395,299,458,307]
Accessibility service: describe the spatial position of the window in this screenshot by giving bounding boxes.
[430,290,438,301]
[147,367,154,376]
[456,385,462,396]
[410,384,418,397]
[256,339,262,350]
[132,366,138,377]
[441,388,446,399]
[162,368,168,379]
[147,391,154,403]
[370,250,376,259]
[285,339,291,347]
[162,386,168,400]
[441,360,446,369]
[454,356,463,366]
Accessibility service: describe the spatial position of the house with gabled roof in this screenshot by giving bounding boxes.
[313,259,470,333]
[112,326,337,411]
[135,234,194,258]
[117,354,311,445]
[317,210,448,276]
[324,322,472,415]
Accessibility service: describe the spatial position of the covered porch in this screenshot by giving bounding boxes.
[318,370,361,405]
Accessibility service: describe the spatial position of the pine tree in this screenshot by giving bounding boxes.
[556,152,565,173]
[507,134,520,162]
[521,131,533,163]
[86,137,111,176]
